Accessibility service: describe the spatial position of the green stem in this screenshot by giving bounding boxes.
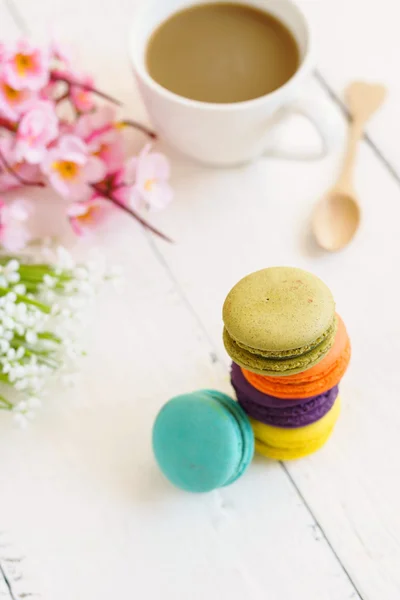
[0,395,12,409]
[38,332,62,343]
[0,284,52,313]
[22,347,59,368]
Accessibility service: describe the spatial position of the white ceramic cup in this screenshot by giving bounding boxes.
[130,0,336,167]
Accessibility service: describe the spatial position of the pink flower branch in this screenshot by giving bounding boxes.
[55,90,70,104]
[0,149,44,188]
[92,183,172,243]
[50,70,122,107]
[118,120,157,140]
[0,38,173,249]
[0,117,17,133]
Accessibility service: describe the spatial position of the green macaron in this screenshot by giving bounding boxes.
[222,267,336,376]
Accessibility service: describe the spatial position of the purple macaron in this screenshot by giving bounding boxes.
[231,363,338,428]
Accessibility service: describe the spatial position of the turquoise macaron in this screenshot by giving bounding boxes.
[152,390,254,492]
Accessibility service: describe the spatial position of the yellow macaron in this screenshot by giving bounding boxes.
[251,396,341,461]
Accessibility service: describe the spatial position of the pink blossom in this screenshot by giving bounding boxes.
[15,100,58,164]
[0,197,34,251]
[67,196,111,236]
[126,144,173,211]
[0,77,33,121]
[41,135,106,200]
[3,40,49,91]
[93,167,132,206]
[50,39,73,68]
[69,72,95,113]
[0,137,41,192]
[39,81,58,102]
[75,106,124,173]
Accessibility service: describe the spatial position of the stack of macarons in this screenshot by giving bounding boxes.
[223,267,350,460]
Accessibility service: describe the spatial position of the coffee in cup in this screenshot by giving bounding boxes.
[146,2,300,104]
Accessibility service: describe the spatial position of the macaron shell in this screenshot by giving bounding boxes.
[251,396,341,460]
[236,385,338,428]
[202,390,254,485]
[223,318,337,376]
[255,429,334,460]
[243,315,351,397]
[153,391,253,492]
[223,267,335,353]
[153,392,241,492]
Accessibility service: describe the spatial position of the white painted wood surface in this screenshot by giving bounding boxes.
[0,1,399,599]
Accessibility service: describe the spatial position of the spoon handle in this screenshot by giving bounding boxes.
[334,82,386,193]
[334,119,364,192]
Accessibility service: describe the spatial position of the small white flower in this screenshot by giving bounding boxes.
[63,281,75,294]
[3,316,15,330]
[56,246,75,270]
[43,274,56,288]
[7,272,20,284]
[13,283,26,295]
[16,346,25,360]
[5,259,20,273]
[17,302,27,315]
[27,396,42,409]
[39,364,50,375]
[24,363,38,376]
[5,302,15,316]
[15,364,26,378]
[15,379,28,391]
[25,330,38,345]
[43,290,56,303]
[29,377,42,392]
[0,339,10,354]
[25,316,37,329]
[6,292,17,302]
[15,400,28,413]
[0,276,7,288]
[6,348,16,360]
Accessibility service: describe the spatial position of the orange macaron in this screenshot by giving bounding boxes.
[242,314,351,399]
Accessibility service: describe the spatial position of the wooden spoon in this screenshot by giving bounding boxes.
[313,82,386,251]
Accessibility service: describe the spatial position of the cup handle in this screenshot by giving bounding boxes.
[263,93,338,160]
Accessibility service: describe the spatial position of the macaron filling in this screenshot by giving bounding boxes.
[231,318,336,359]
[236,385,338,428]
[204,390,254,485]
[223,317,337,376]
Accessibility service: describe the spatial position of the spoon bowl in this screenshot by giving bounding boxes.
[312,81,386,252]
[313,190,361,252]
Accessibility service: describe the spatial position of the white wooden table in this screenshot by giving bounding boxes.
[1,0,400,598]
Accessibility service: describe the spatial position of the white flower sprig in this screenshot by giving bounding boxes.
[0,247,120,426]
